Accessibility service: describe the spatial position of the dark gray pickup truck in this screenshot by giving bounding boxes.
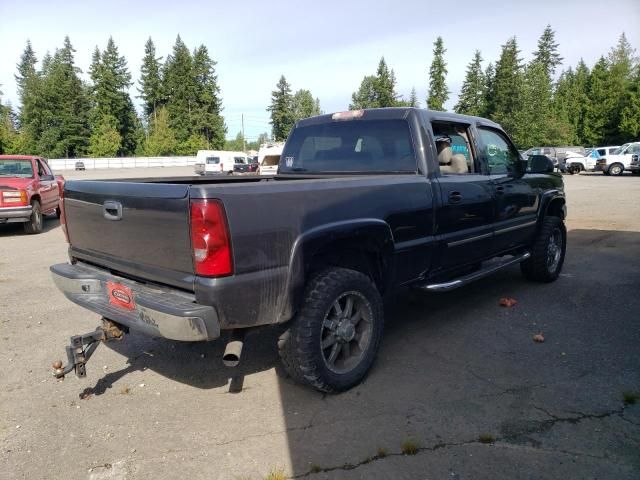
[51,108,566,392]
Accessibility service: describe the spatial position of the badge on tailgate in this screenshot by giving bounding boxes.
[107,281,135,310]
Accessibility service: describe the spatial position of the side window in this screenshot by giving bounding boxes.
[37,160,51,178]
[597,149,605,156]
[431,121,476,174]
[477,128,520,176]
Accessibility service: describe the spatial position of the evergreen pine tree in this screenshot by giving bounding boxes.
[532,25,563,78]
[292,89,321,121]
[138,38,164,121]
[620,64,640,140]
[191,45,226,150]
[88,114,121,157]
[409,87,419,107]
[487,37,523,137]
[455,50,485,116]
[267,75,294,141]
[350,75,378,109]
[582,57,610,145]
[163,35,194,145]
[15,41,41,152]
[90,37,139,156]
[374,57,399,107]
[427,37,449,111]
[482,62,495,117]
[603,33,636,143]
[144,107,177,156]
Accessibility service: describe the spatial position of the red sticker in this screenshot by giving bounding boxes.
[107,281,135,311]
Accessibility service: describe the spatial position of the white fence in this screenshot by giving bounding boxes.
[48,156,197,170]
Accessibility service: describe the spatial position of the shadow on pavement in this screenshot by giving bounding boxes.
[72,229,639,477]
[0,215,60,237]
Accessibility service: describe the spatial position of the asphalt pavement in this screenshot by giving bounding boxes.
[1,170,639,480]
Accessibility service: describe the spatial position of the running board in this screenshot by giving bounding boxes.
[416,252,531,292]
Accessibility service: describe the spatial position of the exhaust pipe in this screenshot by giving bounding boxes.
[222,330,245,367]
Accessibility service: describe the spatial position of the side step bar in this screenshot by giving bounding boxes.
[416,252,531,292]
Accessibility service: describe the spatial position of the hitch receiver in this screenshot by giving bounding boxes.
[52,318,127,379]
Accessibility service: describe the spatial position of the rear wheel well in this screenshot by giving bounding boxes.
[306,244,387,295]
[545,197,565,219]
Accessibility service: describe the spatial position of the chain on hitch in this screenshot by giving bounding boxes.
[52,318,128,379]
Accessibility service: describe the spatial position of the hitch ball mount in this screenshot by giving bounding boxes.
[52,318,128,379]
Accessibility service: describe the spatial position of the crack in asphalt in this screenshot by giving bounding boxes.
[291,405,639,478]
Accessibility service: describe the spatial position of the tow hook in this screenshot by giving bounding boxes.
[52,318,128,379]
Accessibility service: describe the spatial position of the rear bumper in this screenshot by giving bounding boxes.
[50,262,220,341]
[0,205,32,223]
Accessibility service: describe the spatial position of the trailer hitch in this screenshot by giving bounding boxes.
[52,319,128,379]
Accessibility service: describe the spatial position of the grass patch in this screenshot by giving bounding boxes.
[401,439,420,455]
[309,464,322,473]
[264,467,286,480]
[478,433,495,444]
[376,447,387,458]
[623,391,639,406]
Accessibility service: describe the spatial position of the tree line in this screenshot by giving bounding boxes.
[344,27,639,148]
[0,36,231,157]
[1,27,638,157]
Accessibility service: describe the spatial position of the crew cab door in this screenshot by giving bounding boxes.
[35,158,58,212]
[429,120,495,269]
[475,127,538,254]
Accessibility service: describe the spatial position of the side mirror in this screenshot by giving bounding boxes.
[528,155,554,174]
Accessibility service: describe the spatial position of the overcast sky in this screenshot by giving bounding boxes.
[0,0,638,139]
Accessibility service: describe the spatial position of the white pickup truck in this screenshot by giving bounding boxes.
[596,142,640,176]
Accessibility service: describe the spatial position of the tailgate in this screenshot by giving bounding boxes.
[63,180,194,290]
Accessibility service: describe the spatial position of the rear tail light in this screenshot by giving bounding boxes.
[59,186,70,243]
[1,190,28,205]
[190,199,232,277]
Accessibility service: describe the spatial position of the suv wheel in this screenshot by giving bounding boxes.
[278,267,384,393]
[23,200,43,234]
[521,216,566,283]
[608,163,624,176]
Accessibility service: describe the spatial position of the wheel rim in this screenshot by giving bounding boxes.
[611,165,621,175]
[547,227,562,272]
[33,207,42,229]
[320,291,373,374]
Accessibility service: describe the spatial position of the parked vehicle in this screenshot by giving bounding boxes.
[194,150,249,175]
[564,149,600,174]
[0,155,65,234]
[522,146,586,173]
[595,142,640,175]
[247,156,259,173]
[257,142,284,175]
[50,108,567,393]
[74,161,86,171]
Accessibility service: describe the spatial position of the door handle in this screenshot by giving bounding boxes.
[103,200,123,221]
[495,186,505,195]
[448,192,463,204]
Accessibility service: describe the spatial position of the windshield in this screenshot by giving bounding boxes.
[614,144,630,155]
[234,157,247,164]
[279,119,416,173]
[0,159,34,178]
[206,156,220,164]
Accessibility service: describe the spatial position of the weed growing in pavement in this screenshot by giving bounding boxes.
[264,467,286,480]
[623,391,639,405]
[376,447,387,458]
[309,464,322,473]
[478,433,496,444]
[401,439,420,455]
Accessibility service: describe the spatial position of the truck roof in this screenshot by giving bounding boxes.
[297,107,502,129]
[0,155,41,160]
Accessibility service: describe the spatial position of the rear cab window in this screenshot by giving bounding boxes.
[206,157,220,164]
[279,118,417,174]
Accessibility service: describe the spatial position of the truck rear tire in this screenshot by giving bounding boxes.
[608,163,624,176]
[278,267,384,393]
[23,200,43,234]
[520,216,566,283]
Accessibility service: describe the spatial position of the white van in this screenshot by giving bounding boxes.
[257,143,284,176]
[194,150,249,175]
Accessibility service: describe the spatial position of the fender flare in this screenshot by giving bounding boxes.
[277,218,395,322]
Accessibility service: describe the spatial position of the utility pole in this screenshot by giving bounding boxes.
[241,114,246,152]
